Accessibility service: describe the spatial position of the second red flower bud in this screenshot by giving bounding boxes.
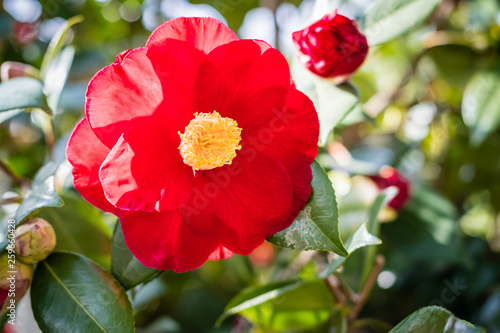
[292,10,368,83]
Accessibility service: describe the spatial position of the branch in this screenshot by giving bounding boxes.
[348,255,385,321]
[325,275,347,305]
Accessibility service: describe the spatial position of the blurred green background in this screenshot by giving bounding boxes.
[2,0,500,332]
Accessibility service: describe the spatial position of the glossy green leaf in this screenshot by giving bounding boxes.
[346,222,383,255]
[31,252,135,333]
[37,192,112,269]
[111,222,160,290]
[0,109,22,124]
[40,15,83,79]
[319,187,391,278]
[218,280,301,324]
[268,161,348,256]
[390,306,485,333]
[363,0,442,46]
[337,103,370,128]
[0,77,51,115]
[14,162,64,224]
[218,280,334,332]
[45,46,75,111]
[462,68,500,145]
[319,222,381,278]
[316,81,359,144]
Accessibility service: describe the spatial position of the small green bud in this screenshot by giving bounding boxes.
[0,252,34,314]
[15,218,56,264]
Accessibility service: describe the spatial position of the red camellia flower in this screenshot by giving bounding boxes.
[292,9,368,82]
[370,167,411,211]
[66,17,319,272]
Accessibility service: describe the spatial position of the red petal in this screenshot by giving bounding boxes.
[146,39,206,137]
[99,121,192,212]
[240,89,318,232]
[194,39,291,134]
[120,209,219,272]
[253,39,272,53]
[185,153,293,254]
[247,88,319,176]
[253,39,295,87]
[66,118,120,215]
[146,17,237,54]
[86,47,162,148]
[208,245,234,260]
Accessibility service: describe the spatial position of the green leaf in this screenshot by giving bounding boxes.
[31,252,135,333]
[37,192,112,269]
[268,161,348,256]
[45,46,75,111]
[318,186,391,279]
[111,222,160,290]
[0,109,22,124]
[315,81,359,144]
[291,59,359,144]
[319,222,381,278]
[218,280,301,324]
[363,0,442,46]
[462,68,500,146]
[40,15,83,79]
[14,162,64,224]
[337,103,370,128]
[389,306,485,333]
[346,222,383,255]
[0,77,51,115]
[217,280,335,332]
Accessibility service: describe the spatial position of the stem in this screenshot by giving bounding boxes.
[336,274,359,304]
[348,255,385,322]
[325,275,347,305]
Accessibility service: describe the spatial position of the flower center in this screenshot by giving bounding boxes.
[178,111,242,171]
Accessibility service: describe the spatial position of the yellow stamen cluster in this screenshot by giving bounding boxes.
[178,111,242,171]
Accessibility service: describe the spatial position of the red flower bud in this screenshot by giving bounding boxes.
[292,10,368,83]
[370,167,411,211]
